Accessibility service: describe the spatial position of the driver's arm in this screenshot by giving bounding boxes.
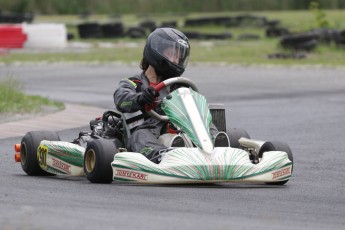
[113,79,144,113]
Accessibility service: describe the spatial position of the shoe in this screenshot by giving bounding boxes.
[214,132,230,147]
[149,148,171,163]
[170,135,186,147]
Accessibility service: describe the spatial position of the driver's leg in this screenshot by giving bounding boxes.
[210,123,230,147]
[129,128,167,163]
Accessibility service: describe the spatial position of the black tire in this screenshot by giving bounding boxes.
[265,27,289,38]
[227,128,250,148]
[20,131,61,176]
[101,23,124,38]
[203,32,232,40]
[259,141,293,185]
[181,31,202,39]
[127,27,146,38]
[280,33,317,46]
[84,139,119,183]
[293,39,317,51]
[77,23,102,39]
[161,21,177,28]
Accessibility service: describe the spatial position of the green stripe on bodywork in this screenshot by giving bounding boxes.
[113,177,136,182]
[113,164,193,180]
[46,165,68,175]
[112,162,292,181]
[161,89,212,150]
[43,142,84,167]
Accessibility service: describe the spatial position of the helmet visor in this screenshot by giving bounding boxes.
[151,35,190,68]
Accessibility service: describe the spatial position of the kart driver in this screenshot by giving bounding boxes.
[113,27,229,163]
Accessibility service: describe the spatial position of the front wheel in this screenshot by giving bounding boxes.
[84,139,119,183]
[259,141,293,185]
[20,131,61,176]
[227,128,250,148]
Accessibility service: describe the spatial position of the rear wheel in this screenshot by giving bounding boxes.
[20,131,61,176]
[259,141,293,185]
[84,139,119,183]
[227,128,250,148]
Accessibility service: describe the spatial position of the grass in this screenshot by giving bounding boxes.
[0,77,64,115]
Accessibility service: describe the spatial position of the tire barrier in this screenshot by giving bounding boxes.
[67,32,75,40]
[127,27,147,38]
[182,31,202,39]
[203,32,232,40]
[238,33,260,40]
[22,24,67,48]
[77,23,102,39]
[160,21,178,28]
[265,20,281,28]
[335,30,345,47]
[184,15,271,28]
[0,25,27,48]
[101,23,124,38]
[185,17,233,27]
[268,52,307,59]
[182,31,232,40]
[0,12,34,24]
[266,27,290,38]
[280,32,318,51]
[139,20,157,32]
[78,22,148,39]
[311,28,341,44]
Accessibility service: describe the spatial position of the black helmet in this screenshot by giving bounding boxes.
[143,28,190,79]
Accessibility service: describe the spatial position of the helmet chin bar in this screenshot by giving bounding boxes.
[156,60,184,80]
[146,77,198,121]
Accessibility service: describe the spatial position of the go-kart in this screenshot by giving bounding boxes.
[14,77,293,185]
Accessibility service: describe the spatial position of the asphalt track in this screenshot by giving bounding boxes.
[0,64,345,230]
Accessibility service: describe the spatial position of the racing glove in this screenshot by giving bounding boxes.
[137,87,159,106]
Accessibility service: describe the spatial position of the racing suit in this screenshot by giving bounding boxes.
[113,72,219,163]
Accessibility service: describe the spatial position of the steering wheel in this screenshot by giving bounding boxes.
[146,77,199,121]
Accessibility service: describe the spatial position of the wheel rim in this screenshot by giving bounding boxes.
[20,143,27,165]
[85,149,96,173]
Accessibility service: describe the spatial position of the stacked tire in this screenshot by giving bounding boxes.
[280,32,318,51]
[266,26,290,38]
[182,31,232,40]
[101,22,124,38]
[335,30,345,47]
[185,17,233,27]
[127,27,146,38]
[312,28,340,44]
[77,23,102,39]
[0,12,34,23]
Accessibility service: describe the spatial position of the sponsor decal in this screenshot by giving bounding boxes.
[272,167,291,179]
[37,145,48,169]
[177,88,192,98]
[140,147,154,156]
[177,39,189,48]
[115,169,148,181]
[52,158,71,174]
[120,101,133,108]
